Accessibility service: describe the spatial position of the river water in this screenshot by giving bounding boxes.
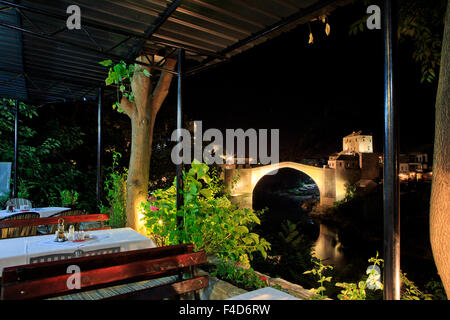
[251,173,438,292]
[253,187,348,269]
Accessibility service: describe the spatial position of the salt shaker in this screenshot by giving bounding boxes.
[69,225,75,241]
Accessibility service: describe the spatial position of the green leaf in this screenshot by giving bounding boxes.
[99,59,113,67]
[143,69,151,77]
[199,189,212,199]
[236,226,249,234]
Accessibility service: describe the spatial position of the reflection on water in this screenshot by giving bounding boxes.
[313,224,346,270]
[253,168,349,270]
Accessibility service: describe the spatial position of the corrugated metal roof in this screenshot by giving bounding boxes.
[0,0,350,104]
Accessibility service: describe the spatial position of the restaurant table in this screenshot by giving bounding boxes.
[0,227,156,274]
[0,207,70,220]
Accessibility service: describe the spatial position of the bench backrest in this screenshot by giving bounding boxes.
[0,213,110,230]
[0,212,40,239]
[1,244,208,300]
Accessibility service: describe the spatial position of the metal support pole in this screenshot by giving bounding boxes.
[96,88,103,209]
[12,100,18,198]
[176,49,185,230]
[383,0,400,300]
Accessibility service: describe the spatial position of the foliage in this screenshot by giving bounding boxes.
[349,0,447,83]
[335,281,368,300]
[335,252,384,300]
[207,165,226,197]
[334,182,357,206]
[211,259,268,291]
[99,59,151,112]
[0,193,9,209]
[141,161,270,264]
[401,272,433,300]
[99,151,127,228]
[228,168,241,195]
[251,218,317,290]
[302,250,443,300]
[303,251,334,299]
[425,280,448,300]
[0,99,91,209]
[279,220,303,247]
[60,189,79,206]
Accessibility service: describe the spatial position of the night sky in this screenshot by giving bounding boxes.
[40,2,439,169]
[163,3,438,161]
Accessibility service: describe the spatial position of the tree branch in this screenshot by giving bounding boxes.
[120,95,136,118]
[132,55,153,118]
[152,58,178,118]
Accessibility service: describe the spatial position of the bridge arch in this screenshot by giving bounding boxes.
[249,162,324,197]
[225,162,342,209]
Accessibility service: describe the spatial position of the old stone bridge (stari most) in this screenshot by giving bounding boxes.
[222,161,348,209]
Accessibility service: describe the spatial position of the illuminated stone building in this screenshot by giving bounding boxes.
[327,131,381,186]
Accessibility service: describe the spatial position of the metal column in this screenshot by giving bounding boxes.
[96,87,103,208]
[383,0,400,300]
[176,49,185,229]
[12,100,18,198]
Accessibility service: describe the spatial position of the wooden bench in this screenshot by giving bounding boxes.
[1,244,208,300]
[0,214,111,238]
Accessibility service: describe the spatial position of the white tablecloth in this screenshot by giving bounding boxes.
[0,207,70,220]
[0,228,156,274]
[227,287,301,300]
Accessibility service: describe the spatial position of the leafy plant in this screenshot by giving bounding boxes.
[425,280,447,300]
[251,217,317,290]
[99,59,151,112]
[335,252,384,300]
[141,161,270,264]
[211,259,268,291]
[334,182,358,206]
[60,189,79,206]
[0,99,92,210]
[303,251,334,299]
[278,220,304,248]
[99,151,127,228]
[401,272,433,300]
[349,0,447,83]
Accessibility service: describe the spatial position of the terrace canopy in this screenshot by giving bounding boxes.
[0,0,400,299]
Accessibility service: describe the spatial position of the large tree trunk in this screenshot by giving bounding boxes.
[126,108,155,235]
[120,56,177,235]
[430,1,450,298]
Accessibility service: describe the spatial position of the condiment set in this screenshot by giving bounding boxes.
[54,218,87,242]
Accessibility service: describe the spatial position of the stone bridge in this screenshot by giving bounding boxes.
[223,162,349,209]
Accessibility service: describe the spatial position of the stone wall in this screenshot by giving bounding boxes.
[197,270,248,300]
[194,262,315,300]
